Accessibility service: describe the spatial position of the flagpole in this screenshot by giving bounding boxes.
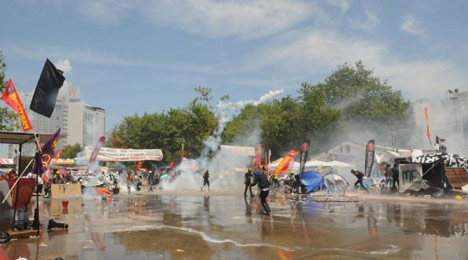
[11,143,23,227]
[33,134,41,235]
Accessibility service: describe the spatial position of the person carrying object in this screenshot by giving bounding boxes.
[251,170,271,215]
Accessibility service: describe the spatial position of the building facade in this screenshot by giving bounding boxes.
[8,83,105,157]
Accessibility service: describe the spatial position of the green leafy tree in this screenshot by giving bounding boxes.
[61,143,82,159]
[108,87,217,163]
[0,51,19,130]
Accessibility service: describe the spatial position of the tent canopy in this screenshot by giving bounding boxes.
[0,132,61,145]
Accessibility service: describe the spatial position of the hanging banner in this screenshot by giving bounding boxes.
[273,150,299,174]
[220,145,255,156]
[85,147,163,162]
[299,141,310,175]
[425,107,433,146]
[90,136,106,163]
[7,178,35,209]
[255,144,262,170]
[364,140,375,177]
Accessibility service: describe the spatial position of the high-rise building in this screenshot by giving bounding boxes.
[8,83,105,157]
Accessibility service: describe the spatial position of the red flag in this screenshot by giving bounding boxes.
[136,161,143,171]
[181,143,185,160]
[169,161,176,168]
[1,79,33,131]
[42,172,50,183]
[425,107,433,146]
[274,150,299,174]
[54,149,63,161]
[255,144,262,170]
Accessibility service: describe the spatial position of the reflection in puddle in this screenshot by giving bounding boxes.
[2,195,468,259]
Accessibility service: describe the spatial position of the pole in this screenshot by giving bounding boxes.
[12,143,23,227]
[1,158,35,204]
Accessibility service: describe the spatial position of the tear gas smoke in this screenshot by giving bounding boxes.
[162,89,284,191]
[314,92,468,176]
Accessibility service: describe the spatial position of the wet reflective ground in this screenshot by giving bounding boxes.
[3,192,468,259]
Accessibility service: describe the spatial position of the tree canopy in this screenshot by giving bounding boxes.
[108,87,217,163]
[110,61,410,161]
[61,143,83,159]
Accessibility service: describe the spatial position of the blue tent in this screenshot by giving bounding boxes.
[299,171,325,193]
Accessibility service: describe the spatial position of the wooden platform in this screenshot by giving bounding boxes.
[9,229,40,239]
[445,168,468,189]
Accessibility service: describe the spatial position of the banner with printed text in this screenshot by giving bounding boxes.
[85,147,163,162]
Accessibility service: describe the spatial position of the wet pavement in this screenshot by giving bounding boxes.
[2,192,468,260]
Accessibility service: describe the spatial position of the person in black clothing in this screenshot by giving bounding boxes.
[351,169,368,192]
[391,165,399,190]
[251,170,271,215]
[201,170,210,191]
[244,168,253,196]
[147,170,155,192]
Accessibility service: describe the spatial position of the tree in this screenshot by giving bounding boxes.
[0,51,19,131]
[108,87,217,163]
[224,61,410,158]
[61,143,82,159]
[301,61,410,122]
[299,61,410,148]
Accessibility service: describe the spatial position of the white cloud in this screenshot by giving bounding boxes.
[78,0,316,38]
[349,11,379,31]
[247,29,468,100]
[326,0,350,13]
[56,59,72,75]
[79,0,131,25]
[401,15,426,39]
[142,0,315,38]
[6,45,212,73]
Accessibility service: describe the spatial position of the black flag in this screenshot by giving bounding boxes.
[30,59,65,117]
[364,140,375,177]
[436,136,446,144]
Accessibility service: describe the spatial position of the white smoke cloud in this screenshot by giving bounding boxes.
[162,89,283,191]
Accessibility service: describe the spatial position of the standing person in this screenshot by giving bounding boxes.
[272,173,280,189]
[251,170,271,215]
[391,165,399,191]
[201,170,210,191]
[351,169,368,192]
[244,168,253,197]
[147,170,154,192]
[126,170,133,194]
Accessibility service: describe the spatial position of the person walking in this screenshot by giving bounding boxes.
[147,170,155,192]
[351,169,368,192]
[244,168,253,196]
[251,170,271,215]
[201,170,210,191]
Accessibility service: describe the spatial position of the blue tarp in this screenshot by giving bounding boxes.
[299,171,325,193]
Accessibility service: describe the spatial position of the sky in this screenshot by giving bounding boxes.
[1,0,468,133]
